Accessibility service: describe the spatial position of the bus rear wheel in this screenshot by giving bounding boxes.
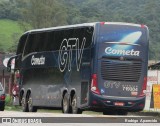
[71,94,82,114]
[28,94,37,112]
[21,95,29,112]
[62,93,71,113]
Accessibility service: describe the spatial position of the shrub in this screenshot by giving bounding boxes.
[5,94,12,106]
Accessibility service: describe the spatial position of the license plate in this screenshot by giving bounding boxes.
[114,102,124,106]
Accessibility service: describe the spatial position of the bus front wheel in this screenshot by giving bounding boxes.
[71,94,82,114]
[62,93,71,113]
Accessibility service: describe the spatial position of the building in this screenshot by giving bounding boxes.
[0,52,13,94]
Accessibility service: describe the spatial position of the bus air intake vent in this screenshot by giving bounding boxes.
[101,60,142,82]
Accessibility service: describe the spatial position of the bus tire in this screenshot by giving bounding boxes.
[71,94,82,114]
[19,91,24,106]
[62,93,71,113]
[21,95,29,112]
[28,94,37,112]
[0,105,5,111]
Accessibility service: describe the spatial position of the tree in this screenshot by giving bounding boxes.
[0,0,19,20]
[15,0,68,30]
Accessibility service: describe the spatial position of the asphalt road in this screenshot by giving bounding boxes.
[0,110,159,126]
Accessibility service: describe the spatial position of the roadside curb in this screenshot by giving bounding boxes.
[132,111,160,117]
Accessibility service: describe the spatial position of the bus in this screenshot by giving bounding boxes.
[7,22,149,115]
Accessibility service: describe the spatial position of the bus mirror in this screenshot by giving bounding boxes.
[7,55,17,72]
[7,66,11,72]
[7,58,12,72]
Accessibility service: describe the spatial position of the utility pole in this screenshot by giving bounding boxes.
[2,69,4,89]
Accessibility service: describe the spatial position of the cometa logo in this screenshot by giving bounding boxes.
[105,47,140,56]
[31,55,45,65]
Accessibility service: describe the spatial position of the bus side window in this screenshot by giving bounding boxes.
[49,30,64,51]
[43,32,49,52]
[49,31,55,51]
[23,34,34,56]
[39,33,46,52]
[30,34,38,53]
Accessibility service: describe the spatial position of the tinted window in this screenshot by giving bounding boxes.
[17,34,28,55]
[23,26,94,56]
[100,25,145,45]
[23,34,34,56]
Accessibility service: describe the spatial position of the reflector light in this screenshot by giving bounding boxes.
[92,100,97,105]
[91,74,100,95]
[139,104,144,107]
[141,24,145,28]
[0,95,5,100]
[100,22,105,25]
[139,77,147,97]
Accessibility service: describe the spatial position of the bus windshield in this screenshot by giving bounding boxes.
[99,24,147,58]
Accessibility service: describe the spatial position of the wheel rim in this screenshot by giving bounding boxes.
[21,98,25,109]
[28,97,32,111]
[63,97,68,112]
[72,96,77,113]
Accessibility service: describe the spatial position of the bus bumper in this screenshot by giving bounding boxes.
[89,93,145,112]
[0,100,5,108]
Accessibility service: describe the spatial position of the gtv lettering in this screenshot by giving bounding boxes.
[58,37,86,72]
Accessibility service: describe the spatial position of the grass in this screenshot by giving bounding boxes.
[5,94,11,105]
[5,105,21,111]
[0,19,23,51]
[4,94,21,111]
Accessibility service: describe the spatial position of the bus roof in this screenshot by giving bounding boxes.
[24,22,96,35]
[23,22,144,35]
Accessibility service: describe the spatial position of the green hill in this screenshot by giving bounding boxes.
[0,19,23,52]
